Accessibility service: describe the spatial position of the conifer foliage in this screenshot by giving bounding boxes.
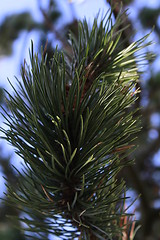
[1,8,152,240]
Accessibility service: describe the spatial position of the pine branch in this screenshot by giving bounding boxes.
[1,8,153,240]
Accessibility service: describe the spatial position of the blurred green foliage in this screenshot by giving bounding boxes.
[0,12,37,55]
[139,7,160,28]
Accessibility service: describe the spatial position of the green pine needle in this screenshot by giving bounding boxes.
[1,8,153,240]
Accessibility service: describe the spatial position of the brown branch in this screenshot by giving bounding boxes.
[107,0,133,48]
[40,7,69,48]
[136,129,160,163]
[37,1,73,55]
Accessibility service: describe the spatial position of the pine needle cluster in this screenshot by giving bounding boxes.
[1,8,152,240]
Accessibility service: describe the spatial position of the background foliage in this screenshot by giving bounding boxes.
[0,0,160,239]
